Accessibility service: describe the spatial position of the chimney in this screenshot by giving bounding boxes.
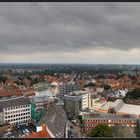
[42,123,46,131]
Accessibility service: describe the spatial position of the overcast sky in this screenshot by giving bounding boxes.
[0,2,140,64]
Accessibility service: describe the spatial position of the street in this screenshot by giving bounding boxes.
[66,119,83,138]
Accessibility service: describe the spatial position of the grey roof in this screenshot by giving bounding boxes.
[33,95,48,103]
[90,94,98,99]
[0,96,30,111]
[83,112,137,120]
[37,104,67,137]
[112,125,136,138]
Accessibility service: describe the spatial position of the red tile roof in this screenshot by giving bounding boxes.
[20,124,51,138]
[106,79,118,85]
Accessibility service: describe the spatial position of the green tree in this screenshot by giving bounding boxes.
[0,75,7,83]
[84,82,95,88]
[14,80,21,85]
[90,123,113,137]
[104,84,111,90]
[123,88,140,100]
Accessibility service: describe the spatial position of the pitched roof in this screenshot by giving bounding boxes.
[106,79,118,85]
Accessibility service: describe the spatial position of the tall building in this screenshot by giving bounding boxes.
[30,95,48,124]
[0,96,31,126]
[59,82,80,96]
[64,95,81,116]
[63,90,91,116]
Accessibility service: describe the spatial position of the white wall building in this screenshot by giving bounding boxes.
[69,90,91,110]
[0,96,31,126]
[89,97,106,111]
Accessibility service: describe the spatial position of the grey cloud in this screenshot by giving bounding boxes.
[0,2,140,55]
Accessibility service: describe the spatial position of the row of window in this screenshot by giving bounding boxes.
[6,116,30,122]
[82,100,87,103]
[5,109,30,114]
[36,102,44,105]
[85,128,92,131]
[11,119,29,125]
[4,105,30,111]
[36,107,44,109]
[85,124,136,130]
[5,112,30,118]
[85,119,135,123]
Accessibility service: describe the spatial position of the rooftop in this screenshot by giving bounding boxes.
[37,104,67,137]
[0,96,30,111]
[101,99,140,115]
[82,112,137,120]
[69,90,91,96]
[32,95,48,103]
[112,125,136,138]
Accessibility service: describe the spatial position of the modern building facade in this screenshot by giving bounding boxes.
[59,82,80,96]
[30,95,48,124]
[89,95,106,111]
[0,96,31,126]
[63,95,81,116]
[63,90,91,116]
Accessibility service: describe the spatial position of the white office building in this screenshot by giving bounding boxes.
[0,96,31,126]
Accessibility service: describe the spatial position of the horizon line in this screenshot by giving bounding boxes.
[0,62,140,65]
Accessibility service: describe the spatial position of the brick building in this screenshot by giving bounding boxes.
[81,112,138,135]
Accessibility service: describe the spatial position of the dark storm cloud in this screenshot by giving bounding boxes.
[0,2,140,54]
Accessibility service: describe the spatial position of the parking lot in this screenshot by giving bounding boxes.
[3,123,36,138]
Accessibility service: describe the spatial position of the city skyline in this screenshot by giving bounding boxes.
[0,2,140,64]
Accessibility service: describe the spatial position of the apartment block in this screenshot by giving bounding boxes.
[59,82,80,96]
[0,96,31,126]
[64,90,91,116]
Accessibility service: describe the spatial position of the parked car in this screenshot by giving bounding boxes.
[21,130,26,135]
[25,129,30,133]
[7,132,12,135]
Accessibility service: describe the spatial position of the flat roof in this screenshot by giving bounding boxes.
[69,90,91,96]
[100,101,114,110]
[0,96,30,111]
[83,113,137,119]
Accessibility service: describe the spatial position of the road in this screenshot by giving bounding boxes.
[66,120,83,138]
